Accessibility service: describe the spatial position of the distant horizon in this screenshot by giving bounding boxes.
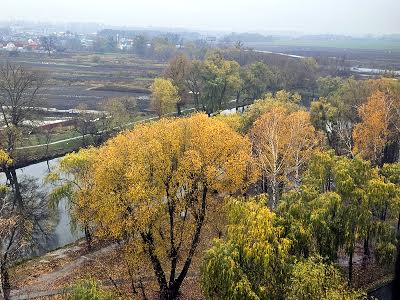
[1,20,400,38]
[2,0,399,36]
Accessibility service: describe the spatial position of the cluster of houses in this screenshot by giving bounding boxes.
[0,30,95,54]
[0,38,40,52]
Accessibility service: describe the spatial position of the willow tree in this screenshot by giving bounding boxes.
[288,256,364,300]
[201,198,291,300]
[202,198,363,300]
[280,151,398,283]
[47,148,98,249]
[82,113,256,299]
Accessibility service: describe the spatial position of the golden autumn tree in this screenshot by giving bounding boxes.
[150,78,180,117]
[353,91,390,165]
[47,148,98,249]
[250,108,321,208]
[287,111,322,188]
[82,113,256,299]
[241,90,300,133]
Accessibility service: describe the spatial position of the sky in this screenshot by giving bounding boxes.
[2,0,400,35]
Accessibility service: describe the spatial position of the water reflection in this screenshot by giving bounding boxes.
[0,158,83,253]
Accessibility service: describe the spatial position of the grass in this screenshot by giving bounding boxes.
[14,113,158,163]
[20,130,80,147]
[15,136,86,162]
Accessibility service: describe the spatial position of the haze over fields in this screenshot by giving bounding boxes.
[2,0,400,35]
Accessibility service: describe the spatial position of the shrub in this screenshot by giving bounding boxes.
[65,279,115,300]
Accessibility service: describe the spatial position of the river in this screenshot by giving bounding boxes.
[0,158,83,253]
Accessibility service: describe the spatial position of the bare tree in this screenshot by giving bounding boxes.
[40,36,56,56]
[0,63,46,209]
[334,119,354,157]
[0,63,46,154]
[74,104,97,147]
[0,177,55,299]
[40,127,54,171]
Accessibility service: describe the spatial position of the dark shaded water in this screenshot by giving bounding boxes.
[0,158,83,252]
[368,282,394,300]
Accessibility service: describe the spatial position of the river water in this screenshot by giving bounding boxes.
[0,158,83,252]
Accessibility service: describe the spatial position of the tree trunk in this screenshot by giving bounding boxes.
[397,213,400,233]
[194,95,199,111]
[261,173,267,193]
[235,91,240,111]
[393,240,400,300]
[84,225,92,250]
[7,169,23,209]
[348,251,353,285]
[271,177,279,209]
[176,102,182,116]
[363,234,370,257]
[1,262,11,300]
[159,286,179,300]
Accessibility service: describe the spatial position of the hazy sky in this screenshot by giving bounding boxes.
[2,0,400,35]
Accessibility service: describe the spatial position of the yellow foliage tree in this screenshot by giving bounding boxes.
[82,113,256,299]
[0,150,12,167]
[150,78,180,117]
[353,91,390,165]
[251,108,321,208]
[47,148,98,249]
[241,90,300,132]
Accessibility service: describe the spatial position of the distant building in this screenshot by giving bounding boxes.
[26,39,39,50]
[81,38,94,48]
[206,36,217,42]
[5,42,16,51]
[118,38,134,51]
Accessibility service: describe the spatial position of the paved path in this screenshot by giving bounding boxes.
[10,244,116,300]
[16,108,197,150]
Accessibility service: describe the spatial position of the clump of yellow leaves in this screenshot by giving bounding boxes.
[75,113,257,296]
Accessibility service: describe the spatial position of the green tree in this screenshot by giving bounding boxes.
[201,197,292,300]
[279,151,399,283]
[288,256,364,300]
[241,90,300,133]
[200,51,241,115]
[235,62,273,109]
[65,279,115,300]
[317,76,343,98]
[101,96,137,134]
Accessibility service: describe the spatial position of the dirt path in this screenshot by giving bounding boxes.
[10,244,116,300]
